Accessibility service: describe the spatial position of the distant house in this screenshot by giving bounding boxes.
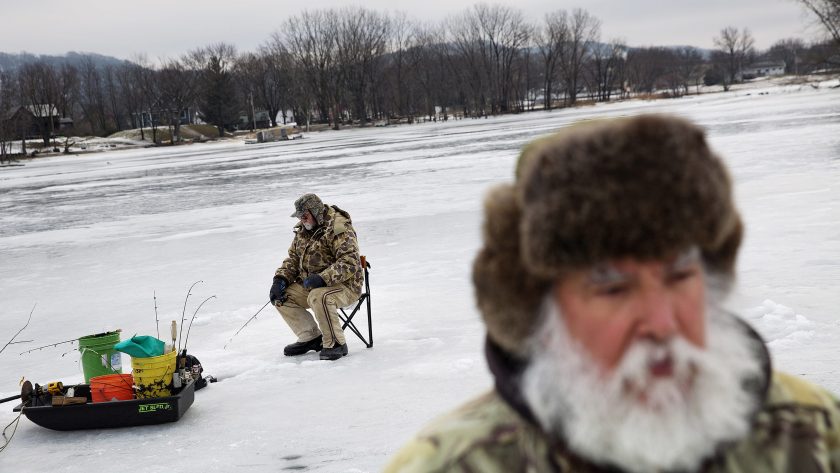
[2,104,62,140]
[236,109,297,130]
[236,109,272,130]
[1,108,24,139]
[742,61,786,79]
[131,108,197,128]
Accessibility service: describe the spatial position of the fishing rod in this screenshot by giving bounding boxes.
[178,280,203,353]
[19,337,78,355]
[19,330,120,356]
[223,301,272,350]
[0,394,21,405]
[1,304,36,355]
[182,295,216,353]
[154,290,160,339]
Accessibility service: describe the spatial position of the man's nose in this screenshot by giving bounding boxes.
[637,287,678,341]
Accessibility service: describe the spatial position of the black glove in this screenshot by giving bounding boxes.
[303,274,326,290]
[269,277,288,303]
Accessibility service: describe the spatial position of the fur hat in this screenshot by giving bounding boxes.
[473,115,743,356]
[291,193,326,225]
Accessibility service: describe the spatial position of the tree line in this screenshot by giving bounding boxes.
[1,3,838,162]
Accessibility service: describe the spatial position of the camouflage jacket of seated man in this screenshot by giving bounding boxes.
[385,330,840,473]
[275,204,363,296]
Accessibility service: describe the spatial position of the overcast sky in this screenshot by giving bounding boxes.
[1,0,817,61]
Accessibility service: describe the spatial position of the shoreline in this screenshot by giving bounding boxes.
[2,73,836,166]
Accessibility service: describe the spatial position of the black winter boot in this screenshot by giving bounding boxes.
[284,335,323,356]
[319,343,348,361]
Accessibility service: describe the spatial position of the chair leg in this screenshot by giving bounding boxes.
[366,293,372,347]
[338,295,373,348]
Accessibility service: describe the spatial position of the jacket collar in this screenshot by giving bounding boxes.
[484,337,538,426]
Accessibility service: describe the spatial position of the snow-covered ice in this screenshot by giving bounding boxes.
[1,83,839,471]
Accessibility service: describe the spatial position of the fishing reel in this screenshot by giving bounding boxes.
[43,381,64,395]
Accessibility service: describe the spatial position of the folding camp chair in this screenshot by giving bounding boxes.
[338,255,373,348]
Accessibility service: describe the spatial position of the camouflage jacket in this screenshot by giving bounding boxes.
[275,205,363,295]
[385,340,840,473]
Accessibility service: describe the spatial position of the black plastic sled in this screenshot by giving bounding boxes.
[13,379,195,431]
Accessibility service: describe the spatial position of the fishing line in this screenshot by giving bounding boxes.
[1,305,36,355]
[224,301,272,350]
[0,409,23,454]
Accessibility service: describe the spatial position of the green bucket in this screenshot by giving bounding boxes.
[78,331,123,383]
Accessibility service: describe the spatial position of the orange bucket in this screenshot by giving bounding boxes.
[90,373,135,403]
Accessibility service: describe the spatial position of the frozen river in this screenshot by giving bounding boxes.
[1,81,839,471]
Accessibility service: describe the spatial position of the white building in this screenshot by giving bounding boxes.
[742,61,786,79]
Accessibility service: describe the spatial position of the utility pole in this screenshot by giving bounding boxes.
[249,92,257,131]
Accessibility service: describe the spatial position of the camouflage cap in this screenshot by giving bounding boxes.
[291,193,325,220]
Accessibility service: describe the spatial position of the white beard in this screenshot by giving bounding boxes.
[521,289,764,473]
[303,221,314,231]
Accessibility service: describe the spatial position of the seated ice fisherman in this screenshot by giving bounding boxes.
[269,193,363,361]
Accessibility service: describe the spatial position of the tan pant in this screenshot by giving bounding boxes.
[274,282,359,348]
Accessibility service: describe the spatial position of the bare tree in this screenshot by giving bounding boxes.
[626,47,671,94]
[413,24,456,121]
[447,10,488,116]
[234,52,261,130]
[286,56,316,129]
[335,7,391,124]
[516,37,539,111]
[768,38,806,74]
[586,39,626,101]
[116,62,146,138]
[122,55,163,143]
[714,26,755,89]
[798,0,840,47]
[17,61,61,147]
[478,4,530,113]
[282,10,341,128]
[386,12,418,120]
[103,65,125,132]
[157,57,199,142]
[78,56,110,135]
[537,10,569,110]
[558,9,601,105]
[237,44,294,129]
[56,63,79,128]
[139,61,162,143]
[0,70,16,162]
[447,4,530,115]
[658,49,685,97]
[665,47,705,96]
[503,6,530,112]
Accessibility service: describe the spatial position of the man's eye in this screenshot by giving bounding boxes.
[596,284,628,296]
[667,268,697,283]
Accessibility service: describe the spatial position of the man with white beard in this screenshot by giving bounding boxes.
[385,115,840,472]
